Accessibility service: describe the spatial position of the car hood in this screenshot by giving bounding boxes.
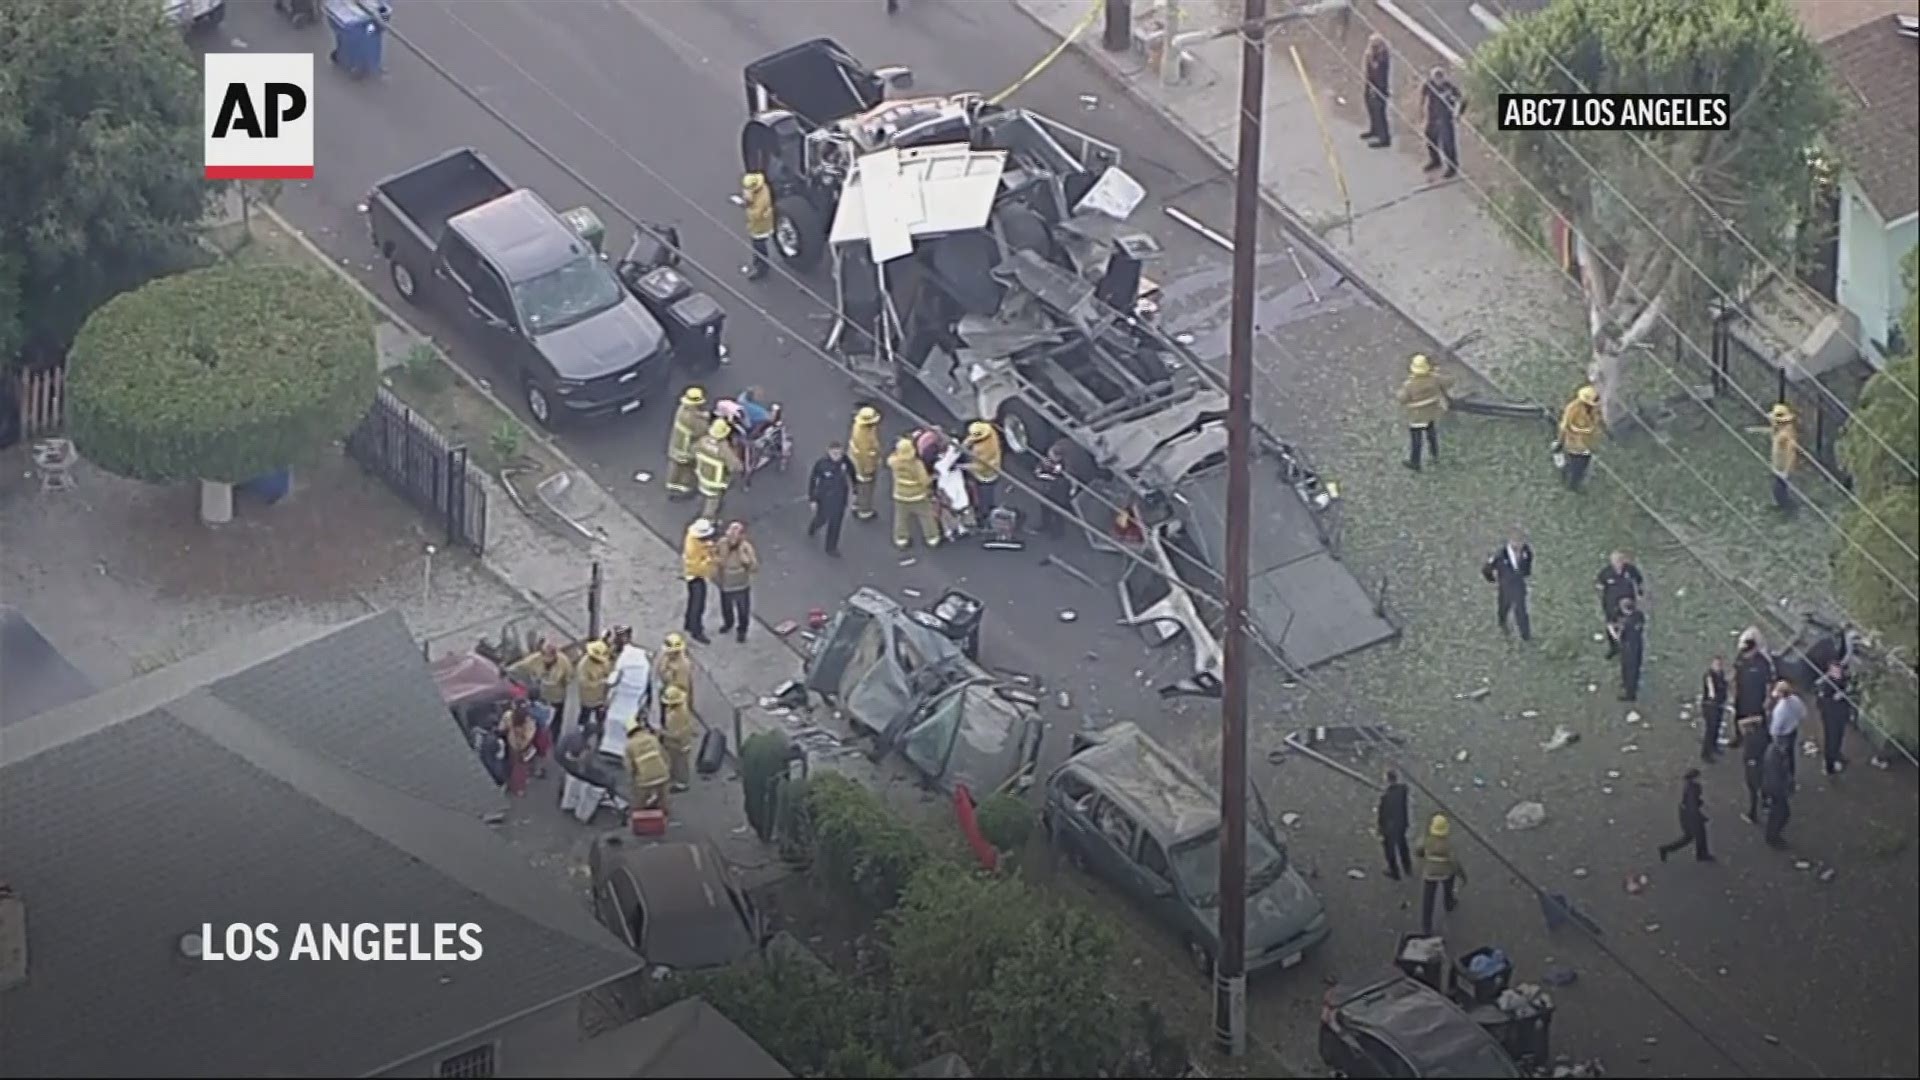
[532,297,666,380]
[1200,862,1325,952]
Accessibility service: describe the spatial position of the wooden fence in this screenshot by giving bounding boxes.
[14,366,65,440]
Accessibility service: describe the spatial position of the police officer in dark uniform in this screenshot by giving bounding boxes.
[1615,595,1647,701]
[1699,655,1730,762]
[1595,550,1645,658]
[806,441,855,556]
[1656,768,1713,863]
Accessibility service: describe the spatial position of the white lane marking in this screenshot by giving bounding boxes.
[1468,2,1508,34]
[1375,0,1467,69]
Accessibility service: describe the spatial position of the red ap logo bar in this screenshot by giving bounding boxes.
[204,53,315,180]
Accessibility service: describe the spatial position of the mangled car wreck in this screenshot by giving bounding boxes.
[803,588,1044,795]
[812,51,1398,688]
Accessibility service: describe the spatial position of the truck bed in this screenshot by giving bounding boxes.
[372,148,513,249]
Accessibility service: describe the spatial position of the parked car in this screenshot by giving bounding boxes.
[366,148,674,428]
[1319,975,1522,1078]
[1041,722,1328,974]
[164,0,226,31]
[588,836,765,970]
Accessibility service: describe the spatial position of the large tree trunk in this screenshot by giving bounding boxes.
[1575,233,1676,429]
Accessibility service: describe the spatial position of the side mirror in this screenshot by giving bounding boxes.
[1147,877,1173,898]
[875,65,914,95]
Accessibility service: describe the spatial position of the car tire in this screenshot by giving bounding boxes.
[524,379,559,431]
[995,400,1053,457]
[1184,936,1212,976]
[390,260,419,304]
[773,196,826,272]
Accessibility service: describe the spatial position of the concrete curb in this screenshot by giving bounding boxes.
[1005,2,1495,389]
[255,203,809,699]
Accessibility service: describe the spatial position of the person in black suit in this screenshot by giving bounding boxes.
[1377,769,1412,880]
[1481,527,1533,641]
[1616,595,1647,701]
[1656,768,1713,863]
[806,442,855,556]
[1699,655,1730,762]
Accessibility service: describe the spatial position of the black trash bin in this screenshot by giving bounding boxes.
[919,589,983,660]
[667,292,726,372]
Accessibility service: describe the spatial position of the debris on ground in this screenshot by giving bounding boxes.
[1056,691,1072,709]
[1621,743,1640,753]
[1505,800,1548,831]
[1454,749,1470,762]
[1540,965,1579,987]
[898,557,917,567]
[1346,868,1367,879]
[1802,739,1820,757]
[1572,866,1589,878]
[1606,769,1622,779]
[632,471,651,483]
[1643,923,1661,933]
[1624,709,1642,723]
[807,608,829,630]
[1538,891,1603,935]
[1550,1057,1606,1077]
[1817,866,1838,883]
[1541,726,1580,751]
[901,587,922,599]
[1586,683,1599,693]
[772,619,800,636]
[1794,859,1812,870]
[1456,686,1491,701]
[1624,873,1649,895]
[1763,1033,1781,1045]
[1601,784,1615,794]
[1281,812,1303,827]
[1521,709,1540,718]
[1058,609,1078,622]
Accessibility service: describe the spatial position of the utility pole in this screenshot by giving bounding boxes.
[1214,0,1266,1059]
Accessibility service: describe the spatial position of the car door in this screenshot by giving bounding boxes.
[1131,831,1185,928]
[593,866,645,953]
[1082,794,1144,892]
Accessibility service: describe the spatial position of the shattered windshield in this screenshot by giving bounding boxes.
[1170,826,1286,907]
[514,254,624,334]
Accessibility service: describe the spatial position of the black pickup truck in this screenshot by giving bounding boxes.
[366,148,672,428]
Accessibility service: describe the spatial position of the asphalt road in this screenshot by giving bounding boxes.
[209,1,1826,1074]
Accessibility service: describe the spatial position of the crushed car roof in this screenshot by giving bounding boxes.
[1336,976,1521,1077]
[1062,721,1219,843]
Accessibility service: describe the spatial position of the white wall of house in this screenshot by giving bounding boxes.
[375,994,588,1078]
[1836,173,1918,353]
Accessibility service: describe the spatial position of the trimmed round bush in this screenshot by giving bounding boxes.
[67,263,376,484]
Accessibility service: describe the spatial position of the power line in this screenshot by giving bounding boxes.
[364,14,1893,1071]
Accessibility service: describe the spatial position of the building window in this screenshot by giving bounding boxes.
[437,1044,497,1079]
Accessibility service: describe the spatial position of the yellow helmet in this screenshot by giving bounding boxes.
[894,437,916,456]
[662,685,688,706]
[1409,354,1432,376]
[585,640,611,661]
[966,421,993,442]
[708,418,732,440]
[1769,403,1794,423]
[664,632,686,651]
[1429,814,1451,838]
[681,386,706,406]
[855,406,880,426]
[742,172,765,190]
[1576,385,1599,406]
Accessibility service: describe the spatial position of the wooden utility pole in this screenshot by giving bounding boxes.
[1213,0,1266,1059]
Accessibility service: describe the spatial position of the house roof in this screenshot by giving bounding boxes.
[0,606,94,727]
[0,612,642,1079]
[550,997,791,1078]
[1820,15,1920,222]
[1793,0,1915,43]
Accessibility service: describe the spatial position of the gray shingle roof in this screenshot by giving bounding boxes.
[1821,16,1920,222]
[0,612,641,1078]
[550,997,791,1078]
[0,606,95,728]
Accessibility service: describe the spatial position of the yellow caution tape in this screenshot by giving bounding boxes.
[1288,43,1353,233]
[989,0,1107,106]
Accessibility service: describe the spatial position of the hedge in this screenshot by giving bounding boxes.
[67,262,376,483]
[803,772,931,913]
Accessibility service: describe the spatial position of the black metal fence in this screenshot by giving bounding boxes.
[1704,313,1862,479]
[344,389,489,553]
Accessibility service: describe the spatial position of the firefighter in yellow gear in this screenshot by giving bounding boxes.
[680,523,717,643]
[849,405,882,520]
[888,437,940,549]
[741,172,775,280]
[962,420,1004,527]
[625,725,672,812]
[664,387,708,499]
[1768,403,1799,515]
[660,684,698,791]
[1556,385,1603,491]
[656,631,695,719]
[1396,354,1452,471]
[694,418,741,520]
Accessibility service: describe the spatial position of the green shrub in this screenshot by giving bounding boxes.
[975,792,1035,855]
[679,947,900,1077]
[487,420,524,466]
[885,863,1031,1039]
[67,263,375,483]
[804,773,930,913]
[739,731,793,842]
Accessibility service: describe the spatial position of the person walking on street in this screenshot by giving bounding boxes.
[715,521,759,643]
[660,684,697,793]
[682,518,718,643]
[1657,768,1714,863]
[962,420,1004,527]
[1378,769,1412,879]
[807,441,855,555]
[1396,354,1451,471]
[1768,403,1800,516]
[1699,655,1730,762]
[1731,627,1775,753]
[508,640,573,737]
[1034,442,1076,539]
[657,632,694,725]
[1595,550,1645,658]
[1767,680,1805,784]
[1481,526,1533,641]
[664,386,707,500]
[694,418,740,520]
[1421,67,1463,178]
[1361,34,1391,148]
[1555,386,1603,491]
[625,723,672,814]
[740,172,775,280]
[1761,739,1793,847]
[1414,814,1465,935]
[888,437,941,549]
[1615,595,1647,702]
[574,639,614,732]
[1816,662,1855,775]
[849,406,882,521]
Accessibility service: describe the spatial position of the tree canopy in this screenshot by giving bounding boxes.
[1469,0,1838,422]
[67,263,377,484]
[0,0,212,363]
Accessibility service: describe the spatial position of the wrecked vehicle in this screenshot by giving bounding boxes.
[803,587,1044,795]
[1319,974,1523,1078]
[1042,722,1329,974]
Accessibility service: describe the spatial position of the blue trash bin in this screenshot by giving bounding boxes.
[325,0,390,79]
[239,468,293,505]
